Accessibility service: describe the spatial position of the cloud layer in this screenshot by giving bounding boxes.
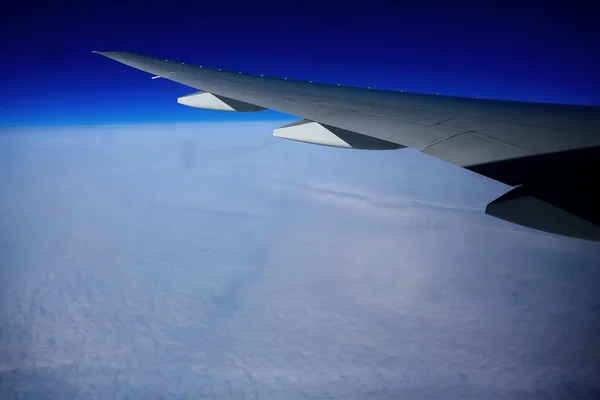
[1,123,599,399]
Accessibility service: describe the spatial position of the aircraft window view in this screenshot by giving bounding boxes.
[1,1,599,399]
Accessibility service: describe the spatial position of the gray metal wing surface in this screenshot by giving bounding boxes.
[94,51,600,241]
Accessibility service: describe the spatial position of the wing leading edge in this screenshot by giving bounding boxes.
[94,51,600,241]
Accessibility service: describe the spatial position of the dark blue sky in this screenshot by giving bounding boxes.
[1,0,598,126]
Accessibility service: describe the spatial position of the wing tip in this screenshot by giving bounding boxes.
[92,50,124,57]
[92,51,112,58]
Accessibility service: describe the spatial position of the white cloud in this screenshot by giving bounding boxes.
[1,123,599,399]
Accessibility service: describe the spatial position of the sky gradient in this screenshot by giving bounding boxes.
[1,0,599,125]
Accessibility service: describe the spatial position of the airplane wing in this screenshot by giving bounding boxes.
[94,51,600,241]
